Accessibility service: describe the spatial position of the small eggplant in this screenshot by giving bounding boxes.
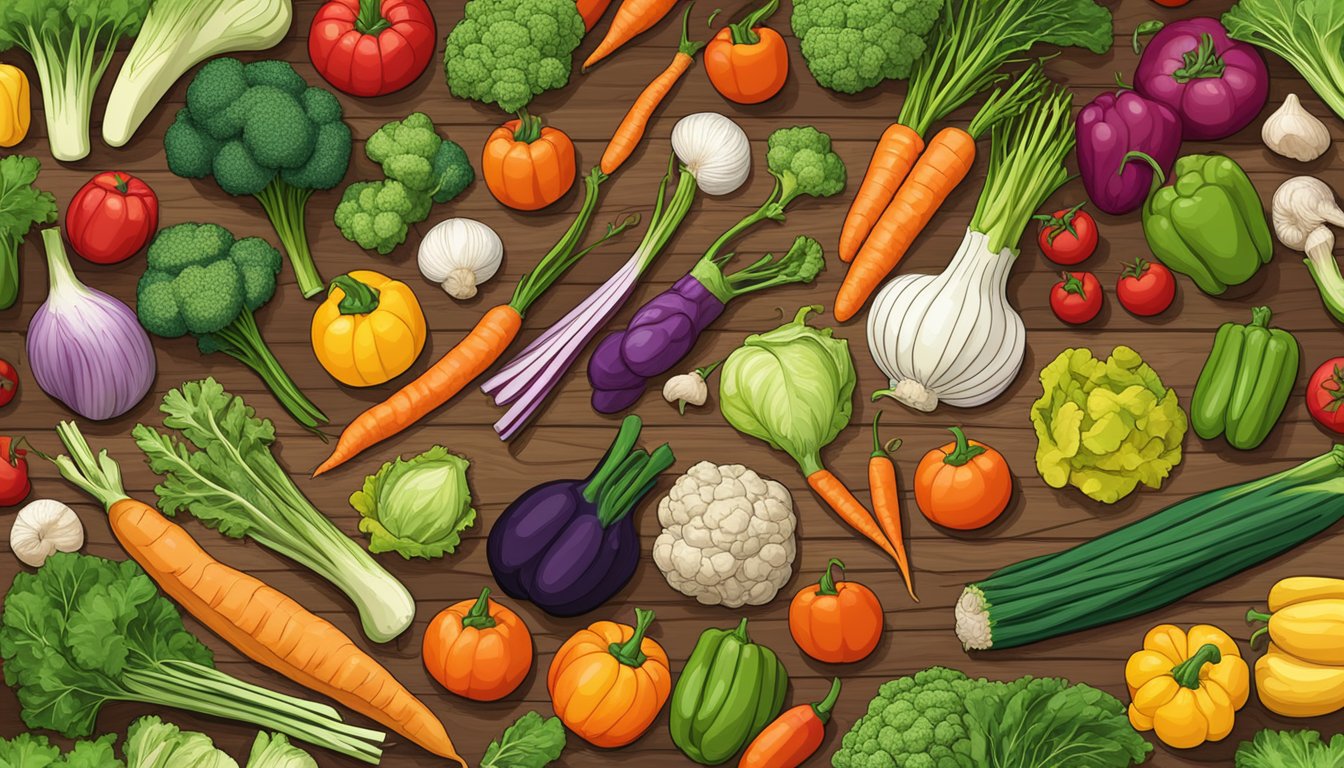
[487,415,675,617]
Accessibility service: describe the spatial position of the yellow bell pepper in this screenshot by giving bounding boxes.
[1249,576,1344,717]
[1125,624,1249,749]
[0,64,30,147]
[311,270,426,387]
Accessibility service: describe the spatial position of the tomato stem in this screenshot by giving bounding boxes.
[461,587,498,630]
[1059,272,1088,298]
[815,557,845,596]
[942,426,986,467]
[1321,364,1344,413]
[355,0,392,35]
[112,173,129,195]
[1031,201,1084,245]
[1120,257,1151,281]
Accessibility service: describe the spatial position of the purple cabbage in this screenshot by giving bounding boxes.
[1134,17,1268,141]
[1076,90,1183,216]
[486,415,674,617]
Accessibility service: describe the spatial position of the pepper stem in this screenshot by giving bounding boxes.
[609,608,656,667]
[812,678,842,724]
[1120,150,1168,194]
[112,173,129,195]
[1246,608,1272,648]
[513,109,544,143]
[1170,643,1221,689]
[329,274,381,316]
[355,0,391,35]
[816,558,844,596]
[1249,306,1272,329]
[942,426,986,467]
[1173,33,1226,83]
[461,587,497,630]
[731,617,751,642]
[728,0,778,45]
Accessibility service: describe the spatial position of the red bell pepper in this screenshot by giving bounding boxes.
[0,358,16,408]
[308,0,437,97]
[0,436,30,507]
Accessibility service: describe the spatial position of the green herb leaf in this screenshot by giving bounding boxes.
[480,712,566,768]
[1235,729,1344,768]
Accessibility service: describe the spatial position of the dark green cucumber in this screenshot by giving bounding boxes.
[1190,322,1242,439]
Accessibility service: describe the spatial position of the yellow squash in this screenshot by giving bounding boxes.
[1125,624,1249,749]
[0,64,30,147]
[1250,576,1344,717]
[312,271,426,387]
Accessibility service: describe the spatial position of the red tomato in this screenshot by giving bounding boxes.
[1307,358,1344,434]
[66,172,158,265]
[1116,257,1176,317]
[309,0,436,98]
[1033,203,1098,265]
[1151,0,1190,6]
[1050,271,1103,325]
[0,359,15,409]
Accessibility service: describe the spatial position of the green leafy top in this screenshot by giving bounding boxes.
[0,154,58,252]
[0,0,149,54]
[0,733,124,768]
[350,445,477,560]
[1235,729,1344,768]
[480,712,567,768]
[1224,0,1344,121]
[443,0,585,115]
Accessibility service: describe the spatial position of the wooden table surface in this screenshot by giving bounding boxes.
[4,0,1344,765]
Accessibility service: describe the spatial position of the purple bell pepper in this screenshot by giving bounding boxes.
[486,415,673,617]
[1077,90,1183,215]
[1134,17,1268,141]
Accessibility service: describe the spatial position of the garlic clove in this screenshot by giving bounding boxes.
[443,266,478,300]
[1263,93,1332,163]
[10,498,84,568]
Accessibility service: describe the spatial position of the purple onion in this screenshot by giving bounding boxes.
[1134,18,1268,141]
[27,228,155,420]
[1076,91,1183,215]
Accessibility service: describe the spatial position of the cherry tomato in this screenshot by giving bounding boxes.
[66,171,158,264]
[1307,358,1344,435]
[0,359,15,409]
[1033,203,1098,265]
[1116,258,1176,317]
[1050,271,1103,325]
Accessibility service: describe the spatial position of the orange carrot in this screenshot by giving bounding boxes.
[577,0,616,30]
[600,6,703,175]
[49,423,465,766]
[837,123,923,263]
[869,413,916,601]
[807,468,901,565]
[834,125,977,322]
[583,0,680,70]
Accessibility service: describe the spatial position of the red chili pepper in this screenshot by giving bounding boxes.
[0,436,31,507]
[739,678,841,768]
[308,0,437,97]
[0,358,16,408]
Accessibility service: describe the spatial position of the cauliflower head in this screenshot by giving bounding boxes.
[652,462,796,608]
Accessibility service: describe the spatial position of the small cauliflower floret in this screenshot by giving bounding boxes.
[652,461,796,607]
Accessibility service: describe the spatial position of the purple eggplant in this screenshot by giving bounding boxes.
[1076,90,1183,215]
[1134,18,1267,141]
[588,235,824,414]
[486,415,674,617]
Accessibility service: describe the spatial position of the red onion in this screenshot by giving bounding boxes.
[27,228,155,420]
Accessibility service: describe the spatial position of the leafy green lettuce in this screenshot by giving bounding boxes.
[1224,0,1344,121]
[350,445,476,560]
[1236,729,1344,768]
[480,712,566,768]
[0,733,123,768]
[124,716,237,768]
[245,733,317,768]
[1030,346,1187,503]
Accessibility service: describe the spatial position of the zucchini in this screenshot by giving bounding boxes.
[956,447,1344,651]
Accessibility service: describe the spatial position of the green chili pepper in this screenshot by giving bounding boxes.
[670,618,788,765]
[1128,151,1273,296]
[1191,307,1300,450]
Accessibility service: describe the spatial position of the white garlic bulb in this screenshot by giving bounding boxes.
[417,218,504,300]
[671,112,752,196]
[663,370,709,413]
[1262,94,1332,163]
[10,499,84,567]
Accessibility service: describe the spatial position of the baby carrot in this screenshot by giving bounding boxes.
[869,412,917,601]
[807,468,901,565]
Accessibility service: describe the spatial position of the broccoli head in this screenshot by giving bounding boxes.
[136,223,326,428]
[790,0,943,94]
[163,57,353,298]
[832,667,978,768]
[335,113,475,255]
[767,125,847,202]
[443,0,585,115]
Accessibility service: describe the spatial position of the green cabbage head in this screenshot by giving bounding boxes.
[351,445,476,559]
[719,306,855,476]
[1030,346,1187,504]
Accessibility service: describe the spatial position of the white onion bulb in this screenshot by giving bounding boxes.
[417,218,503,300]
[671,112,751,196]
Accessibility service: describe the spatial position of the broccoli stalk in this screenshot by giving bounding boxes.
[136,223,327,428]
[0,0,150,161]
[0,155,58,311]
[252,177,323,295]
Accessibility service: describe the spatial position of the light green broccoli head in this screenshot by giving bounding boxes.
[334,180,427,255]
[791,0,943,94]
[443,0,585,114]
[365,112,475,201]
[833,667,977,768]
[766,125,847,201]
[137,223,281,338]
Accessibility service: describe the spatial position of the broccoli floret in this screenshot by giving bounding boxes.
[163,57,352,298]
[791,0,943,94]
[136,223,326,428]
[443,0,584,116]
[766,125,848,202]
[334,112,474,254]
[832,667,979,768]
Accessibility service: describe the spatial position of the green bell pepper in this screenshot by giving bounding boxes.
[1128,151,1273,296]
[1191,306,1299,450]
[670,618,788,765]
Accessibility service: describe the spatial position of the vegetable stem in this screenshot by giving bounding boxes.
[49,421,131,509]
[252,177,322,298]
[730,617,751,642]
[608,608,656,667]
[870,412,902,458]
[943,426,987,467]
[1170,643,1222,689]
[355,0,392,36]
[513,109,544,143]
[1172,34,1225,83]
[811,678,842,723]
[678,5,708,57]
[1132,19,1164,54]
[815,558,845,596]
[39,228,81,298]
[728,0,779,45]
[330,274,381,315]
[583,414,643,504]
[510,168,611,313]
[461,587,498,630]
[209,309,329,428]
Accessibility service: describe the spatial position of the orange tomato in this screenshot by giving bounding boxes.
[422,588,532,701]
[547,608,671,747]
[788,559,883,664]
[482,116,576,211]
[704,25,788,105]
[913,427,1012,530]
